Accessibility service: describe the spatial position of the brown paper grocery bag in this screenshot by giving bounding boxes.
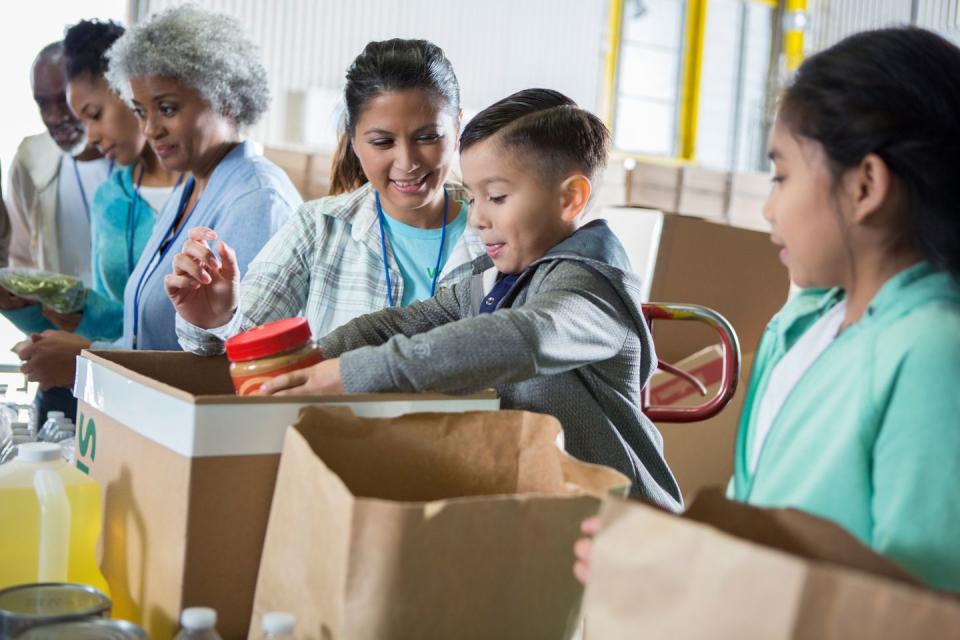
[584,490,960,639]
[251,407,629,640]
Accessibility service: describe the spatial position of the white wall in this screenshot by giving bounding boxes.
[141,0,610,149]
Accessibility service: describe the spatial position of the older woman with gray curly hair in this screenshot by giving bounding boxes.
[101,4,301,351]
[22,5,303,391]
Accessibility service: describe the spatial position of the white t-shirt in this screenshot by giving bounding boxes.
[56,156,111,286]
[137,184,175,215]
[749,300,847,473]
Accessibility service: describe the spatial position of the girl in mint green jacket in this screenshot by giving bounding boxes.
[729,27,960,592]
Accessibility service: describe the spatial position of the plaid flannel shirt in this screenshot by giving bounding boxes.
[176,182,486,354]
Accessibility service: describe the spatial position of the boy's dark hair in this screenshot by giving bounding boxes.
[329,39,460,195]
[63,19,125,81]
[779,26,960,277]
[460,88,610,184]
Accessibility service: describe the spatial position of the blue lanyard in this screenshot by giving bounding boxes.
[127,167,185,274]
[130,176,196,348]
[126,165,145,274]
[70,157,114,222]
[375,187,448,307]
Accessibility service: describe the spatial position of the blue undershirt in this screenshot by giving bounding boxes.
[380,202,467,306]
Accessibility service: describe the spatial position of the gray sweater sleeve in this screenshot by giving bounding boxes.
[332,261,631,395]
[317,280,469,356]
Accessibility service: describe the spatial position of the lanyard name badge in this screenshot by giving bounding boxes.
[375,187,449,307]
[131,176,197,349]
[70,156,114,222]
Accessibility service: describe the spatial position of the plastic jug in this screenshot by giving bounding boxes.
[0,443,109,593]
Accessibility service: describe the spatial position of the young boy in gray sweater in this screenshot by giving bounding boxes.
[262,89,682,510]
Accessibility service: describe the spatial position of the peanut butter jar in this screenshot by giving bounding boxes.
[225,317,323,396]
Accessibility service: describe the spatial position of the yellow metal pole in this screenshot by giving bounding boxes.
[677,0,708,162]
[601,0,625,128]
[784,0,808,72]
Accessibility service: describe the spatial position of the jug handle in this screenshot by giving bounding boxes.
[34,468,71,581]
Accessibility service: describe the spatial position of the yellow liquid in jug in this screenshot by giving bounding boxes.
[0,480,110,594]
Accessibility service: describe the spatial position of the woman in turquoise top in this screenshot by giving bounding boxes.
[77,162,178,340]
[728,27,960,592]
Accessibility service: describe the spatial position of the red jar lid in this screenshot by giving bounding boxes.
[225,317,313,363]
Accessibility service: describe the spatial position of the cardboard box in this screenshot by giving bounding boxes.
[585,491,960,639]
[595,156,630,210]
[596,207,789,363]
[263,144,332,201]
[73,350,499,640]
[676,165,731,222]
[252,407,629,640]
[624,161,682,212]
[648,346,756,499]
[728,170,772,232]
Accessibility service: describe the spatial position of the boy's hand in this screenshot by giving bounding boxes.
[573,516,601,585]
[259,358,345,396]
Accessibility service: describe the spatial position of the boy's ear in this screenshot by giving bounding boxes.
[845,152,894,225]
[559,174,592,222]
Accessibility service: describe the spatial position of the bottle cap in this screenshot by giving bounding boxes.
[181,606,217,630]
[16,442,61,462]
[225,318,312,363]
[262,612,296,634]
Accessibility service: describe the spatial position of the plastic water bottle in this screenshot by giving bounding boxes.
[0,442,110,592]
[1,423,36,466]
[174,607,223,640]
[0,434,32,465]
[37,411,66,442]
[258,612,296,639]
[10,422,31,437]
[56,420,75,463]
[0,419,12,461]
[0,398,17,435]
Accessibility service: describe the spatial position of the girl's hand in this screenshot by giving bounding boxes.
[573,516,602,585]
[259,358,345,396]
[42,307,82,332]
[164,227,240,329]
[18,330,92,390]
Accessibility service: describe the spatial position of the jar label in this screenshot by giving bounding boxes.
[232,351,325,396]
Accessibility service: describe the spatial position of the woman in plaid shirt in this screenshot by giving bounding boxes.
[167,39,487,354]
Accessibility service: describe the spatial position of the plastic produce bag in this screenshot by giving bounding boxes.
[0,268,86,314]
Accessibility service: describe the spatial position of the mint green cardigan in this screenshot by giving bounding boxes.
[730,262,960,592]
